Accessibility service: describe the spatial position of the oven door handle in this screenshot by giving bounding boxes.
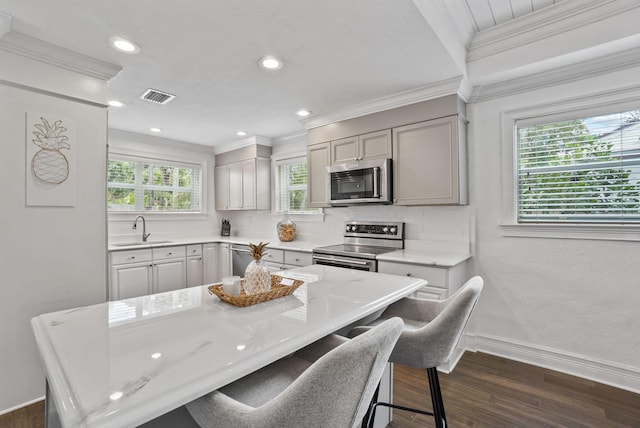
[312,255,371,266]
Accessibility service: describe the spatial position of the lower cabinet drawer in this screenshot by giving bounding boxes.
[186,244,203,257]
[284,251,312,267]
[263,248,285,264]
[378,261,448,288]
[152,246,187,260]
[111,249,152,265]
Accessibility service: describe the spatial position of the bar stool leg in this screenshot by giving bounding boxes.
[427,367,447,428]
[362,382,380,428]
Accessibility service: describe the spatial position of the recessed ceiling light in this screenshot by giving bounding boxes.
[109,36,140,54]
[236,131,247,137]
[296,109,312,117]
[258,55,283,70]
[107,100,125,107]
[150,127,162,133]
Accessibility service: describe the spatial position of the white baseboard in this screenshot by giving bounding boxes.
[463,333,640,395]
[0,395,44,416]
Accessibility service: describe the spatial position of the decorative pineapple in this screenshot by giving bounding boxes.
[31,117,70,184]
[243,242,271,294]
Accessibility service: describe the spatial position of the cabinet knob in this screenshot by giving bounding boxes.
[168,252,172,255]
[406,273,412,277]
[131,256,136,260]
[295,258,300,262]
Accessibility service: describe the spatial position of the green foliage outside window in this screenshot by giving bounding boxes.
[517,112,640,222]
[108,158,201,212]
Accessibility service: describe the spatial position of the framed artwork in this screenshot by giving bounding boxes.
[26,112,76,206]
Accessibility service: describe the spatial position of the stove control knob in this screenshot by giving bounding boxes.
[346,226,351,232]
[389,227,397,234]
[382,227,388,233]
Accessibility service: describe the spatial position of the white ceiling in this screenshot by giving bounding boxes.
[0,0,634,149]
[463,0,563,31]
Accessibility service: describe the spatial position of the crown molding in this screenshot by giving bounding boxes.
[0,29,121,81]
[0,11,11,38]
[300,76,466,130]
[467,0,639,62]
[213,135,272,155]
[470,46,640,103]
[411,0,474,73]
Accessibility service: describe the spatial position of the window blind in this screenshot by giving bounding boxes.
[275,156,317,213]
[516,109,640,224]
[108,155,202,212]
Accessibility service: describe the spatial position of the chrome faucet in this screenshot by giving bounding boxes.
[132,215,151,242]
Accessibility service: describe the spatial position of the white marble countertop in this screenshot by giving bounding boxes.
[31,265,426,428]
[108,236,318,253]
[377,249,471,267]
[108,236,471,267]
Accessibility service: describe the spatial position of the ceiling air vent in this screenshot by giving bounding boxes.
[140,88,176,105]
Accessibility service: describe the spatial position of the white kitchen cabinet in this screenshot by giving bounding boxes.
[203,243,219,284]
[218,243,232,279]
[307,142,331,208]
[284,250,312,268]
[153,259,187,293]
[378,259,470,299]
[215,165,229,210]
[186,244,203,287]
[109,249,153,300]
[110,262,152,300]
[152,246,187,294]
[216,158,270,210]
[331,129,391,164]
[392,115,467,205]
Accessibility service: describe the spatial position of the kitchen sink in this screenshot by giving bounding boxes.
[111,240,174,247]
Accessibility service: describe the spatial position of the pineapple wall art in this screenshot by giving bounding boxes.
[26,113,76,206]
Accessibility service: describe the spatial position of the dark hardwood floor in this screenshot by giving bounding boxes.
[390,352,640,428]
[2,352,639,427]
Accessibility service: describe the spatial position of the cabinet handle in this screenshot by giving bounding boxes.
[131,256,136,260]
[406,273,412,277]
[295,258,300,262]
[168,252,172,255]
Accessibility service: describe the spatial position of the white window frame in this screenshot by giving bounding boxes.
[271,151,323,223]
[500,87,640,242]
[108,151,209,221]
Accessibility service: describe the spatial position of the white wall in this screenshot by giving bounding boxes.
[0,56,108,411]
[467,65,640,392]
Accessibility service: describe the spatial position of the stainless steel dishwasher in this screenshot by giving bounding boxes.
[230,244,253,277]
[231,244,284,277]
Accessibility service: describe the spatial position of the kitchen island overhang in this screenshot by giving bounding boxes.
[32,265,426,428]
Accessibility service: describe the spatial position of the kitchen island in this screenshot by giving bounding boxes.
[32,265,426,427]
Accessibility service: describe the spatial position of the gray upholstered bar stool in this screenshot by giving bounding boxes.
[185,317,404,428]
[349,276,484,428]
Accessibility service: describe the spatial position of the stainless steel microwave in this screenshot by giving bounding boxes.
[327,158,392,205]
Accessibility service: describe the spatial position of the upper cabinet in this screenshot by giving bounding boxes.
[215,143,271,211]
[306,95,468,207]
[331,130,391,164]
[392,115,467,205]
[307,142,331,208]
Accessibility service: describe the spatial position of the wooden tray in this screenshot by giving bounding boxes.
[208,274,304,307]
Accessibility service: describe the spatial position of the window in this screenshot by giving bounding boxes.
[516,109,640,224]
[108,155,202,212]
[274,156,319,214]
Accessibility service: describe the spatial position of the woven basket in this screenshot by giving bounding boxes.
[208,274,304,307]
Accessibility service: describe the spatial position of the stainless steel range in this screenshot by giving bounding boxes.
[312,221,404,271]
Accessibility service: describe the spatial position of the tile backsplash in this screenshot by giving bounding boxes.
[226,204,471,252]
